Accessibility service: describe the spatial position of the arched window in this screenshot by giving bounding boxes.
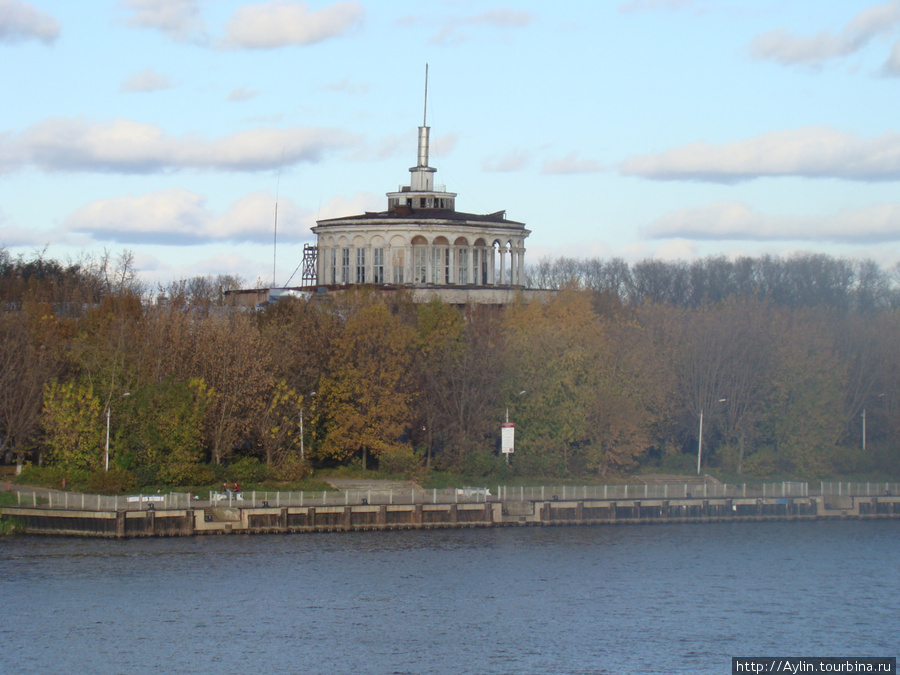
[474,238,488,286]
[412,235,427,284]
[455,237,469,284]
[391,235,407,284]
[431,236,449,284]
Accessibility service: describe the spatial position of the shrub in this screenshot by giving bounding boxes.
[459,446,505,478]
[17,464,89,490]
[273,454,312,482]
[228,456,273,484]
[377,445,416,475]
[160,462,215,488]
[742,448,789,478]
[86,468,140,495]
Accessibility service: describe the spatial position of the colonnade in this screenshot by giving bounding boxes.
[317,238,526,287]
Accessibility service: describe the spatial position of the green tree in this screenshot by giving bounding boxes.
[115,378,211,484]
[252,379,304,466]
[41,379,102,472]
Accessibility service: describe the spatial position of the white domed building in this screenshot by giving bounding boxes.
[308,104,538,305]
[228,83,552,309]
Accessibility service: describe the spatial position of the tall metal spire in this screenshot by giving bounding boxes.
[423,63,428,127]
[417,64,430,169]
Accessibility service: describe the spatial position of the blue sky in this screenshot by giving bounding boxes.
[3,0,900,287]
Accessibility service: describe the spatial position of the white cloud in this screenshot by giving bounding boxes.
[882,40,900,75]
[316,192,382,220]
[401,8,534,45]
[431,132,457,158]
[620,126,900,183]
[349,131,455,163]
[642,200,900,244]
[220,1,364,49]
[227,86,259,102]
[618,0,695,13]
[542,152,604,175]
[65,189,313,245]
[0,0,60,44]
[483,149,530,172]
[121,67,174,92]
[0,224,57,247]
[318,77,370,95]
[0,117,358,174]
[749,1,900,68]
[119,0,206,43]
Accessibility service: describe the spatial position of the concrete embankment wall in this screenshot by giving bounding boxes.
[3,496,899,538]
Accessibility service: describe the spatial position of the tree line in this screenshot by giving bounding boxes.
[1,246,898,486]
[526,253,900,312]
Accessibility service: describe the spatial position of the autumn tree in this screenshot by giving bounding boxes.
[500,291,654,476]
[413,301,505,469]
[0,309,64,468]
[192,311,270,465]
[251,380,304,466]
[316,299,416,469]
[752,309,846,475]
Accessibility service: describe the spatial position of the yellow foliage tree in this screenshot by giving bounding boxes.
[316,303,415,469]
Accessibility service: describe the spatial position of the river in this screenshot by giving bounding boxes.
[2,520,897,674]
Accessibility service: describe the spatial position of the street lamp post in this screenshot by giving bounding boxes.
[300,407,304,460]
[696,409,704,476]
[300,391,316,461]
[105,406,111,472]
[862,408,866,451]
[105,391,130,472]
[697,398,726,475]
[863,394,885,451]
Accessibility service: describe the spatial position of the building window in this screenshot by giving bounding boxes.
[429,247,443,284]
[414,246,427,284]
[329,248,337,284]
[373,248,384,284]
[356,248,366,284]
[341,248,350,284]
[393,248,405,284]
[457,248,468,285]
[420,198,427,208]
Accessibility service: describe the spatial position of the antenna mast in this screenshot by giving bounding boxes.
[423,63,428,127]
[272,148,285,288]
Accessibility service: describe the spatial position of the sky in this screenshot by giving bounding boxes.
[3,0,900,288]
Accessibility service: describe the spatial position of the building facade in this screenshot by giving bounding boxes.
[311,112,531,290]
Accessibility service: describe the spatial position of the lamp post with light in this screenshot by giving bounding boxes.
[105,391,130,472]
[300,391,316,461]
[697,398,727,475]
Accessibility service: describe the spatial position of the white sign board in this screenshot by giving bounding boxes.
[501,422,515,454]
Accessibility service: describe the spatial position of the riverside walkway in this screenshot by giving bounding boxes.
[2,480,899,538]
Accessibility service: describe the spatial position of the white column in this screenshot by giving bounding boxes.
[425,243,432,284]
[406,245,412,284]
[499,247,506,286]
[468,245,475,285]
[517,247,526,286]
[488,246,496,285]
[316,244,324,285]
[366,244,373,284]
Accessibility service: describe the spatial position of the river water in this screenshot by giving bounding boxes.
[1,521,897,674]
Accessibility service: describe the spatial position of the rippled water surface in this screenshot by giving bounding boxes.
[2,521,898,674]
